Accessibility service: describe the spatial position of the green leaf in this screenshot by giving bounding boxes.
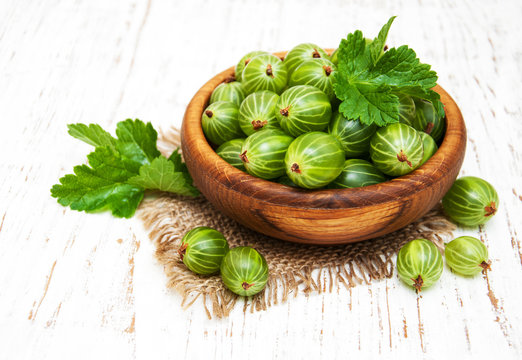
[51,147,144,218]
[369,16,396,65]
[128,156,199,197]
[67,123,117,148]
[334,17,442,126]
[115,119,161,163]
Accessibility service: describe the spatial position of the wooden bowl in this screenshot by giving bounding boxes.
[181,51,466,245]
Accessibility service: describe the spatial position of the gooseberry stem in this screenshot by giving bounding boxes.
[425,122,434,134]
[266,64,274,77]
[240,150,249,163]
[397,150,412,167]
[323,65,332,76]
[178,243,188,261]
[484,202,497,217]
[312,48,320,58]
[280,106,290,117]
[290,163,301,174]
[412,275,424,293]
[251,119,267,130]
[242,282,255,290]
[480,260,492,275]
[205,110,213,118]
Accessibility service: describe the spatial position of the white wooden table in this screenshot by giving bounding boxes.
[1,0,521,358]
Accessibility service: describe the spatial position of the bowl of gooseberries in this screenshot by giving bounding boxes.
[181,45,466,245]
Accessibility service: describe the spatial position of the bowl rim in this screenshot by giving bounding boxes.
[181,50,466,211]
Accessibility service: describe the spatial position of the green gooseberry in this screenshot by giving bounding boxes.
[328,111,377,158]
[178,227,229,275]
[289,58,337,101]
[412,99,445,143]
[235,50,268,82]
[398,94,416,126]
[242,54,288,95]
[418,132,438,166]
[220,246,269,297]
[201,101,243,146]
[238,90,280,136]
[327,159,387,189]
[275,85,332,137]
[283,43,330,77]
[216,138,246,171]
[397,239,443,292]
[369,123,424,176]
[209,80,246,106]
[445,236,491,276]
[285,132,345,189]
[240,129,294,180]
[442,176,499,226]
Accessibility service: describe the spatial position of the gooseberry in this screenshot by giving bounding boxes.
[235,50,268,82]
[370,123,424,176]
[412,99,445,143]
[242,54,288,95]
[327,159,387,189]
[397,239,443,292]
[238,90,280,136]
[442,176,499,226]
[289,58,337,101]
[328,112,377,157]
[283,43,330,77]
[201,101,243,146]
[178,227,229,275]
[275,85,332,137]
[209,79,246,107]
[445,236,491,276]
[220,246,269,296]
[240,129,294,179]
[216,138,246,171]
[285,132,344,189]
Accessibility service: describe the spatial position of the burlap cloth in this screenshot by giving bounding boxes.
[138,128,456,319]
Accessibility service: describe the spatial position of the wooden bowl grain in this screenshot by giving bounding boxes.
[181,51,466,245]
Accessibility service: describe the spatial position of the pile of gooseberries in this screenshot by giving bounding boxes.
[199,43,501,296]
[178,226,268,297]
[202,44,447,189]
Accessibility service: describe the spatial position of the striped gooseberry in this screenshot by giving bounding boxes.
[412,99,445,143]
[209,79,246,106]
[201,101,243,146]
[397,239,443,292]
[289,58,337,101]
[220,246,269,296]
[216,138,246,171]
[442,176,499,226]
[242,54,288,95]
[445,236,491,276]
[240,129,294,179]
[283,43,330,77]
[275,85,332,137]
[327,159,387,189]
[285,132,344,189]
[238,90,280,136]
[328,111,377,158]
[235,50,268,82]
[178,227,229,275]
[370,123,424,176]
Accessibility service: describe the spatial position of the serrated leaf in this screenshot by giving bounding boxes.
[68,123,118,148]
[369,16,396,65]
[115,119,161,163]
[335,17,442,127]
[51,147,144,218]
[127,156,199,197]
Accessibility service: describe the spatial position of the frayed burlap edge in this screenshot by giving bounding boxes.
[138,128,457,319]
